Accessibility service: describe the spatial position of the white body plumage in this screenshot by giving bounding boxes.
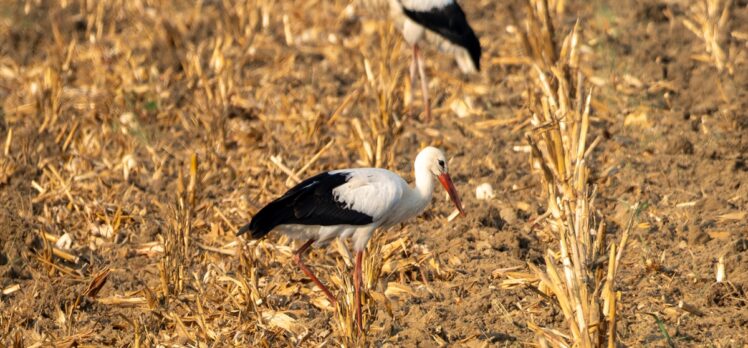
[243,147,464,252]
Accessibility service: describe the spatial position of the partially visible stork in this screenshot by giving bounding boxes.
[389,0,482,120]
[237,146,466,334]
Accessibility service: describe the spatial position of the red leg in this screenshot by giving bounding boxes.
[409,45,418,115]
[354,250,364,334]
[414,45,431,121]
[293,239,336,304]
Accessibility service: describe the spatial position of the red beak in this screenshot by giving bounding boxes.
[438,173,466,217]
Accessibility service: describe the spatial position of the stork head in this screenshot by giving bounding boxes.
[416,147,466,217]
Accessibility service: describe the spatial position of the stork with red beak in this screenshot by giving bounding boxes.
[237,146,465,334]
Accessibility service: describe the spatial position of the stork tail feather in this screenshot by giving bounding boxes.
[236,200,291,239]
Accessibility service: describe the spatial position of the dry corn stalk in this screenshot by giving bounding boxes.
[330,233,400,344]
[683,0,734,74]
[513,1,627,346]
[159,155,199,298]
[354,22,405,168]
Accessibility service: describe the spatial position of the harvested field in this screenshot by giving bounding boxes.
[1,0,747,346]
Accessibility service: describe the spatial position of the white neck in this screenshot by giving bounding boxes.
[412,161,434,206]
[381,147,443,227]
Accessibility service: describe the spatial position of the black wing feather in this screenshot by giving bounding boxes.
[237,172,373,239]
[402,2,481,71]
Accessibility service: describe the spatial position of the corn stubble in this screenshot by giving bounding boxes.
[683,0,736,75]
[506,1,628,346]
[0,0,442,345]
[1,0,694,345]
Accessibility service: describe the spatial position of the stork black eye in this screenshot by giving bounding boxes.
[438,160,445,167]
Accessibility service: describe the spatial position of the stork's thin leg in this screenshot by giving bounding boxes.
[353,250,364,334]
[409,45,418,116]
[293,239,337,304]
[414,45,431,121]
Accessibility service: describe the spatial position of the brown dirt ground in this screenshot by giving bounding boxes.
[1,0,747,346]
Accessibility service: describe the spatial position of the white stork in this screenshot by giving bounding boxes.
[388,0,482,120]
[237,146,465,333]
